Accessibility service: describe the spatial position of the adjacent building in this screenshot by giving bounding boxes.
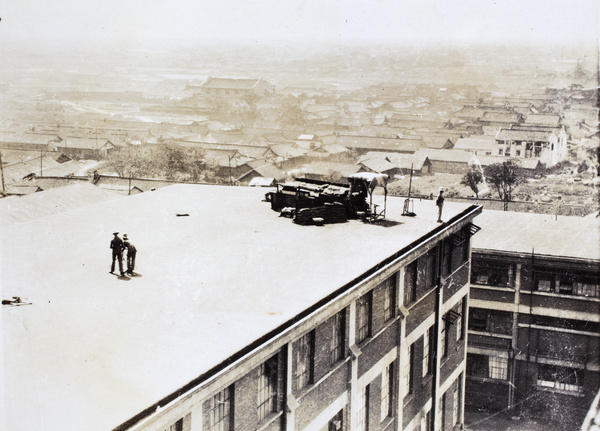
[194,77,275,97]
[466,210,600,425]
[2,183,481,431]
[494,126,568,167]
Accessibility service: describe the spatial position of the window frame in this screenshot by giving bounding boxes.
[488,356,508,380]
[383,275,397,322]
[330,309,346,365]
[258,354,279,421]
[422,327,433,377]
[381,362,394,421]
[356,290,373,344]
[403,343,415,397]
[208,386,233,431]
[294,331,315,391]
[404,260,418,306]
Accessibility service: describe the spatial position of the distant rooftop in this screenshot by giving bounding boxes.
[2,184,477,431]
[472,209,600,261]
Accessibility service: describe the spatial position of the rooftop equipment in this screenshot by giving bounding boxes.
[267,174,388,225]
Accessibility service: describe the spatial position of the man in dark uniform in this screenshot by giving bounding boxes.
[436,187,445,222]
[123,234,137,275]
[110,232,125,276]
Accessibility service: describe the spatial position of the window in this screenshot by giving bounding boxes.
[437,392,446,431]
[468,308,512,335]
[488,356,508,380]
[356,385,369,431]
[537,364,583,394]
[402,343,415,397]
[328,410,343,431]
[456,298,465,341]
[441,319,448,358]
[425,246,439,290]
[258,355,279,421]
[442,229,469,276]
[453,378,461,427]
[208,386,233,431]
[164,415,188,431]
[404,260,418,305]
[422,326,433,377]
[471,259,515,287]
[383,275,397,322]
[425,410,432,431]
[330,310,346,365]
[381,362,394,421]
[295,331,314,390]
[467,354,510,380]
[357,291,373,343]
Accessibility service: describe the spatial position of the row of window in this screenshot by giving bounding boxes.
[535,268,600,298]
[471,260,515,288]
[467,354,585,395]
[355,362,396,431]
[416,376,462,431]
[470,259,600,299]
[174,274,398,431]
[402,299,466,398]
[405,229,471,306]
[159,240,472,431]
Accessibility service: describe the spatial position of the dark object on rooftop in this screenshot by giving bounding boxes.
[176,214,189,217]
[2,296,31,307]
[267,174,388,225]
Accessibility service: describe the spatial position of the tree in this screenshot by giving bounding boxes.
[278,100,308,128]
[573,61,588,82]
[484,160,525,210]
[461,168,484,198]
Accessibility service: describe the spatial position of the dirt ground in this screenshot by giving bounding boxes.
[387,171,599,216]
[464,407,583,431]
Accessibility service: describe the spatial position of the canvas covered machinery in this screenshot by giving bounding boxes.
[267,173,388,225]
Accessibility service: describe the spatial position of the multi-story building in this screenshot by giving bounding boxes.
[191,77,275,97]
[2,183,481,431]
[494,125,569,167]
[466,210,600,425]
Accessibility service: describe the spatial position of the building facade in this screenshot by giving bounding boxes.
[494,126,568,167]
[466,211,600,425]
[122,206,481,431]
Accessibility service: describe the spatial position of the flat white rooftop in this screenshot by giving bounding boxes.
[1,184,475,431]
[472,209,600,261]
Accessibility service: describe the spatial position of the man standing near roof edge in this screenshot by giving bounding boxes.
[436,187,445,222]
[123,234,137,275]
[110,232,125,276]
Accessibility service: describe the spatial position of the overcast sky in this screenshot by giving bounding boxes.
[2,0,599,50]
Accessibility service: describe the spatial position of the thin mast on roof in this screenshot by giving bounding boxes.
[402,164,416,217]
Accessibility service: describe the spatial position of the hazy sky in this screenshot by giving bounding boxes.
[2,0,599,49]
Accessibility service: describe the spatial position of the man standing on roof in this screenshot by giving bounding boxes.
[123,234,137,275]
[436,188,445,223]
[110,232,125,276]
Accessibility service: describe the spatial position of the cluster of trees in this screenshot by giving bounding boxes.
[461,160,525,209]
[104,143,220,182]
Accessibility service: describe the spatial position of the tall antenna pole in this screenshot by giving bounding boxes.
[0,151,6,192]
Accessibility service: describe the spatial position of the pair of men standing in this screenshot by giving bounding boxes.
[110,232,137,276]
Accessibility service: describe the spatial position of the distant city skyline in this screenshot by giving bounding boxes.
[3,0,599,51]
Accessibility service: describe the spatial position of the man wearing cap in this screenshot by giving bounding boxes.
[436,188,445,222]
[123,234,137,275]
[110,232,125,276]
